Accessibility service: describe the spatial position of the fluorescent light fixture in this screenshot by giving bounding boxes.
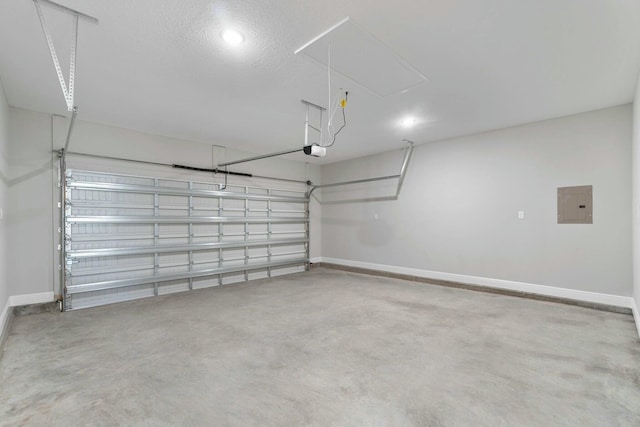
[400,116,417,127]
[221,29,244,46]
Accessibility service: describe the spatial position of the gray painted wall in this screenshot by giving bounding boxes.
[7,108,54,298]
[321,105,632,296]
[5,102,636,309]
[633,74,640,315]
[8,107,320,298]
[0,79,8,313]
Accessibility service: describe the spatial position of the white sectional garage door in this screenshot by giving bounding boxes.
[62,169,309,310]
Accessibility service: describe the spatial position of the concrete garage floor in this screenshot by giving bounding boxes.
[1,268,639,426]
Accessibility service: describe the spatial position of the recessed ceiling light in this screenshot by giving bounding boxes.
[221,29,244,46]
[400,117,417,127]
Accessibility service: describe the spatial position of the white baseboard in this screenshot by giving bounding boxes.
[318,257,634,309]
[632,299,640,340]
[309,257,323,264]
[10,292,54,307]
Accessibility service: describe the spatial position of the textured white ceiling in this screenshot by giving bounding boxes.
[296,18,428,97]
[0,0,639,164]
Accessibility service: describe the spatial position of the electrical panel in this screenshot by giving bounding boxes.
[557,185,592,224]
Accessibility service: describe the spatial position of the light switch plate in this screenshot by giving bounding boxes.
[517,211,525,220]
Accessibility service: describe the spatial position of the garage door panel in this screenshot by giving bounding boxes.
[192,276,220,290]
[70,284,156,310]
[221,272,247,285]
[247,270,270,281]
[157,279,191,296]
[63,169,309,310]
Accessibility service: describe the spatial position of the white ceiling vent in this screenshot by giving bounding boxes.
[295,17,427,97]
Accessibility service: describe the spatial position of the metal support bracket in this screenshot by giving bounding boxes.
[34,0,97,167]
[33,0,97,111]
[302,99,326,147]
[307,140,414,199]
[60,106,78,167]
[217,99,328,168]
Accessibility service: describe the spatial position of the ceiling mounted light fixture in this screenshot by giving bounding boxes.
[400,116,417,127]
[221,29,244,46]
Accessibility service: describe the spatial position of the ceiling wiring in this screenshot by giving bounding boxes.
[322,91,347,148]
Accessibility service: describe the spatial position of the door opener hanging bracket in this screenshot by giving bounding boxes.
[217,99,329,168]
[301,99,326,147]
[33,0,98,111]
